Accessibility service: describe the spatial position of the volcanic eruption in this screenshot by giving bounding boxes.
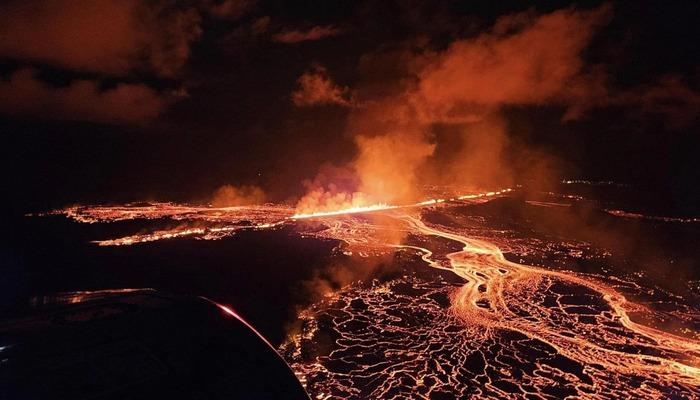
[4,1,700,399]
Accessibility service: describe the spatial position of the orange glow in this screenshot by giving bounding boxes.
[291,203,397,219]
[41,186,700,397]
[30,288,152,307]
[292,188,514,219]
[284,202,700,398]
[50,189,515,245]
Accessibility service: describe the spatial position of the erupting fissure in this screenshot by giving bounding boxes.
[291,188,514,219]
[45,189,514,245]
[39,187,700,398]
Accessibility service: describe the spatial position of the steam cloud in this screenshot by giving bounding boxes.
[0,0,244,124]
[211,184,266,207]
[0,69,172,124]
[297,5,613,211]
[291,66,353,107]
[0,0,202,77]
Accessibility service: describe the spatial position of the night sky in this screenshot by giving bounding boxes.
[1,0,699,216]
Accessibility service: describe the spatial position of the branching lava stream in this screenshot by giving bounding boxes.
[43,189,700,398]
[283,208,700,399]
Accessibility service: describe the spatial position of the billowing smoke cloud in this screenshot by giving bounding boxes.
[211,184,266,207]
[294,165,366,214]
[0,0,212,124]
[0,0,202,77]
[273,25,342,44]
[0,69,172,124]
[408,6,611,123]
[354,128,436,203]
[296,5,612,211]
[429,115,514,189]
[291,66,352,107]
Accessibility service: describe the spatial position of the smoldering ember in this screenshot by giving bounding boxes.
[1,1,699,399]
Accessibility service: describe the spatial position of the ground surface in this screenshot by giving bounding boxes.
[4,184,700,399]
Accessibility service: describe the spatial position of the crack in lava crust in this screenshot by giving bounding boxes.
[282,211,700,399]
[39,192,700,397]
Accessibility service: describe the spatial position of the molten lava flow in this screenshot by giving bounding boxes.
[291,188,514,220]
[605,209,700,223]
[44,203,291,246]
[403,215,700,371]
[45,189,514,245]
[291,203,398,219]
[94,226,230,246]
[52,203,291,224]
[36,188,700,397]
[282,202,700,398]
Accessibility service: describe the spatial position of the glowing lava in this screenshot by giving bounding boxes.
[281,203,700,398]
[291,188,514,220]
[43,189,514,245]
[34,187,700,398]
[291,203,397,219]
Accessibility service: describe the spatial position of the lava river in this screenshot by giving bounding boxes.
[281,209,700,399]
[44,191,700,398]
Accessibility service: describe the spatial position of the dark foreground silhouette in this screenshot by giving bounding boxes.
[0,289,309,400]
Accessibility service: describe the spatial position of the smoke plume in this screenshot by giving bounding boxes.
[0,0,208,123]
[292,66,352,107]
[0,69,172,124]
[296,5,612,211]
[211,184,266,207]
[0,0,202,77]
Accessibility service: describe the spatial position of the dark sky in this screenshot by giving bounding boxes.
[1,0,698,215]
